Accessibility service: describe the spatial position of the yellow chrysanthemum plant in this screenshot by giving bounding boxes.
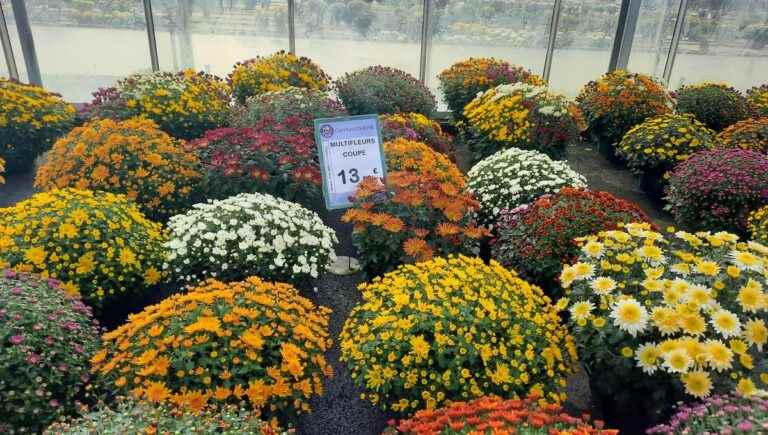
[228,51,331,104]
[463,82,584,162]
[80,70,230,141]
[91,277,333,426]
[560,222,768,415]
[747,84,768,117]
[0,189,167,310]
[437,57,545,116]
[616,113,716,199]
[0,78,76,173]
[340,255,577,416]
[35,117,201,221]
[748,205,768,245]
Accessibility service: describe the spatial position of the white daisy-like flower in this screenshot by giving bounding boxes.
[571,262,595,281]
[730,250,764,272]
[581,240,605,258]
[709,309,742,338]
[590,276,617,295]
[610,298,649,337]
[569,301,595,321]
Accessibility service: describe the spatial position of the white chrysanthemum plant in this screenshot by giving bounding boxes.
[467,147,587,227]
[559,222,768,400]
[164,192,338,287]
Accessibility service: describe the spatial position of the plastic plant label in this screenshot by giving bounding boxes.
[315,114,387,210]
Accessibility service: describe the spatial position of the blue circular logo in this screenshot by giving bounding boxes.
[319,124,334,139]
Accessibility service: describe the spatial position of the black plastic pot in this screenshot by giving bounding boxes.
[638,169,667,204]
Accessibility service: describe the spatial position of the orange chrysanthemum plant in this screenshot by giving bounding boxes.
[386,395,617,435]
[91,277,333,426]
[342,139,489,276]
[35,117,201,221]
[576,70,674,158]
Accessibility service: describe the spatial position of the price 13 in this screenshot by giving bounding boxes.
[336,168,360,185]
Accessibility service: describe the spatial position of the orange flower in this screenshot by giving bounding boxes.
[382,216,405,233]
[247,379,271,408]
[144,381,170,403]
[403,237,429,258]
[183,390,209,413]
[213,386,231,401]
[436,223,461,237]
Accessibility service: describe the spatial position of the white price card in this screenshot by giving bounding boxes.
[315,115,387,210]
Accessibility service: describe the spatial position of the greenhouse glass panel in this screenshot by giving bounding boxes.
[22,0,150,101]
[426,0,555,108]
[627,0,682,79]
[548,0,622,96]
[293,0,423,81]
[1,0,28,82]
[669,0,768,90]
[152,0,289,77]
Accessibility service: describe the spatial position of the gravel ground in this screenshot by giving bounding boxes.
[296,209,393,435]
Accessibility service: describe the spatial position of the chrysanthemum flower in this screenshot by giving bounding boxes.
[569,301,595,321]
[610,298,649,337]
[710,309,742,338]
[681,370,712,398]
[590,276,617,295]
[635,343,660,374]
[704,340,733,371]
[663,348,693,373]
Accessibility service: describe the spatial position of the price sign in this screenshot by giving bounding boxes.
[315,114,387,210]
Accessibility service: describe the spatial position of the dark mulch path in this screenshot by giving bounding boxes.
[0,169,36,207]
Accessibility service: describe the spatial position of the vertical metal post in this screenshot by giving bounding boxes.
[143,0,160,71]
[10,0,41,85]
[663,0,688,86]
[0,2,19,80]
[616,0,642,69]
[288,0,296,54]
[542,0,562,82]
[608,0,631,72]
[418,0,431,83]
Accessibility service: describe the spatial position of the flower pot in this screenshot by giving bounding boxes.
[638,169,667,203]
[590,130,626,167]
[589,374,685,435]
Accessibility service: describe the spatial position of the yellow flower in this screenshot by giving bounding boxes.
[705,340,733,371]
[663,348,692,373]
[710,309,741,338]
[695,260,720,276]
[24,246,47,266]
[736,378,757,396]
[744,319,767,350]
[410,335,430,360]
[738,283,764,312]
[635,343,660,374]
[590,276,617,295]
[681,370,712,398]
[569,301,594,321]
